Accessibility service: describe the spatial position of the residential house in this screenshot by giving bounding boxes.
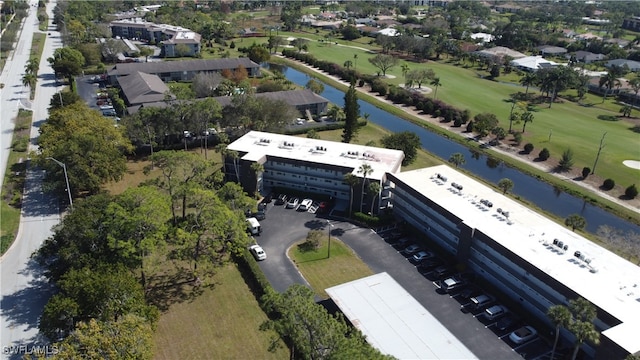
[116,71,173,106]
[510,56,559,72]
[537,45,568,57]
[606,59,640,72]
[622,16,640,32]
[213,89,329,117]
[568,51,605,64]
[110,18,201,57]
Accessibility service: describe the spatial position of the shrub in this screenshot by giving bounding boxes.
[371,79,388,96]
[233,248,274,301]
[602,178,615,190]
[625,184,638,198]
[229,41,235,49]
[358,79,365,87]
[558,148,574,171]
[12,137,28,152]
[513,132,522,145]
[453,118,462,127]
[523,143,534,154]
[461,109,471,124]
[538,148,550,161]
[582,167,591,179]
[466,120,474,133]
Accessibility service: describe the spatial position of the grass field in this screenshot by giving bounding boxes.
[0,109,31,255]
[289,237,373,298]
[152,263,287,360]
[290,41,640,190]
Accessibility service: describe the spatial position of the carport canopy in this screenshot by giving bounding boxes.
[326,272,478,360]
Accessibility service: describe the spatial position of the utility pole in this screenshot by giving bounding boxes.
[591,132,607,175]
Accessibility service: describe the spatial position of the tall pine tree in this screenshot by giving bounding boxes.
[342,81,360,143]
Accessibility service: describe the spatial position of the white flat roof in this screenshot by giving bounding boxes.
[227,131,404,180]
[391,165,640,354]
[326,272,477,360]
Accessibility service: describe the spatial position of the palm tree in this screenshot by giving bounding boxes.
[401,63,410,79]
[565,214,586,232]
[24,57,39,76]
[521,111,534,133]
[344,173,359,218]
[569,297,597,322]
[599,71,621,103]
[353,54,358,70]
[368,182,381,215]
[430,77,442,99]
[629,76,640,107]
[497,178,514,194]
[326,104,345,122]
[250,162,264,197]
[343,60,353,70]
[357,163,373,213]
[448,153,465,168]
[547,305,572,360]
[519,72,536,97]
[569,321,600,360]
[21,73,37,92]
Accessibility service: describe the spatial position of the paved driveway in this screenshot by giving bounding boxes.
[257,200,548,360]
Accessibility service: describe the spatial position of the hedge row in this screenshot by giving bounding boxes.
[281,50,470,126]
[233,248,273,305]
[284,119,367,136]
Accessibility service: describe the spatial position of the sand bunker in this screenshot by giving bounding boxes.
[622,160,640,170]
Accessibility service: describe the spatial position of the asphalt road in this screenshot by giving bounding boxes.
[1,2,63,358]
[0,0,39,189]
[256,200,550,360]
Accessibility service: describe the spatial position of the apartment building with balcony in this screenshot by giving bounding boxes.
[110,18,201,57]
[224,131,404,214]
[387,165,640,360]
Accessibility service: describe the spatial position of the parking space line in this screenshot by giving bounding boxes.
[512,339,537,351]
[498,333,510,339]
[484,322,496,328]
[461,302,471,307]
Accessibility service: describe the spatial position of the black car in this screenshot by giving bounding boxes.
[253,210,266,220]
[274,194,287,205]
[496,314,521,331]
[262,193,273,204]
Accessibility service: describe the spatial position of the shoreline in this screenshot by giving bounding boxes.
[277,56,640,219]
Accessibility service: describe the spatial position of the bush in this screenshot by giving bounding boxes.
[12,137,28,152]
[625,184,637,198]
[370,79,388,96]
[513,132,522,145]
[538,148,550,161]
[582,167,591,179]
[602,178,615,190]
[523,143,534,154]
[233,248,274,301]
[358,79,365,87]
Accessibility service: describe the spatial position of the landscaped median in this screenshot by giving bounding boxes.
[288,230,373,298]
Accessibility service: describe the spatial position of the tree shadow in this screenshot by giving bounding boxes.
[145,267,209,312]
[1,258,55,348]
[597,114,619,122]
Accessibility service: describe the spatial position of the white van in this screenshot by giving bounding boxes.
[246,217,262,235]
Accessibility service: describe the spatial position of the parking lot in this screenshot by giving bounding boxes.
[253,193,555,360]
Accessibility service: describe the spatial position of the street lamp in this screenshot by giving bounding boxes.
[46,157,73,210]
[327,220,334,259]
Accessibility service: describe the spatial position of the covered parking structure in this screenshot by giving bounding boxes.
[326,272,478,360]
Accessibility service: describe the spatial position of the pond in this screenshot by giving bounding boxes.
[270,63,640,235]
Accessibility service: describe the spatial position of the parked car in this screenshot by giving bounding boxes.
[496,314,520,331]
[402,244,422,255]
[432,265,455,279]
[253,210,266,220]
[392,237,413,247]
[484,305,507,320]
[470,294,495,310]
[458,286,480,301]
[249,244,266,261]
[436,276,465,293]
[419,257,444,270]
[275,194,287,205]
[286,197,300,209]
[509,326,537,344]
[412,250,434,262]
[298,198,313,211]
[317,201,330,213]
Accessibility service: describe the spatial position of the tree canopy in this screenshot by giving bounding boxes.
[35,102,133,195]
[368,54,399,77]
[48,47,85,83]
[380,131,421,166]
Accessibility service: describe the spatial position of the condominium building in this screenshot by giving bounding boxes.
[224,131,404,214]
[110,18,201,57]
[387,165,640,360]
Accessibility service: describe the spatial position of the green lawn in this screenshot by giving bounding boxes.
[289,237,373,298]
[152,263,287,360]
[295,45,640,189]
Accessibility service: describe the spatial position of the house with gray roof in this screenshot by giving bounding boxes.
[606,59,640,72]
[537,45,568,56]
[110,18,201,57]
[568,51,605,64]
[107,58,260,84]
[117,71,173,106]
